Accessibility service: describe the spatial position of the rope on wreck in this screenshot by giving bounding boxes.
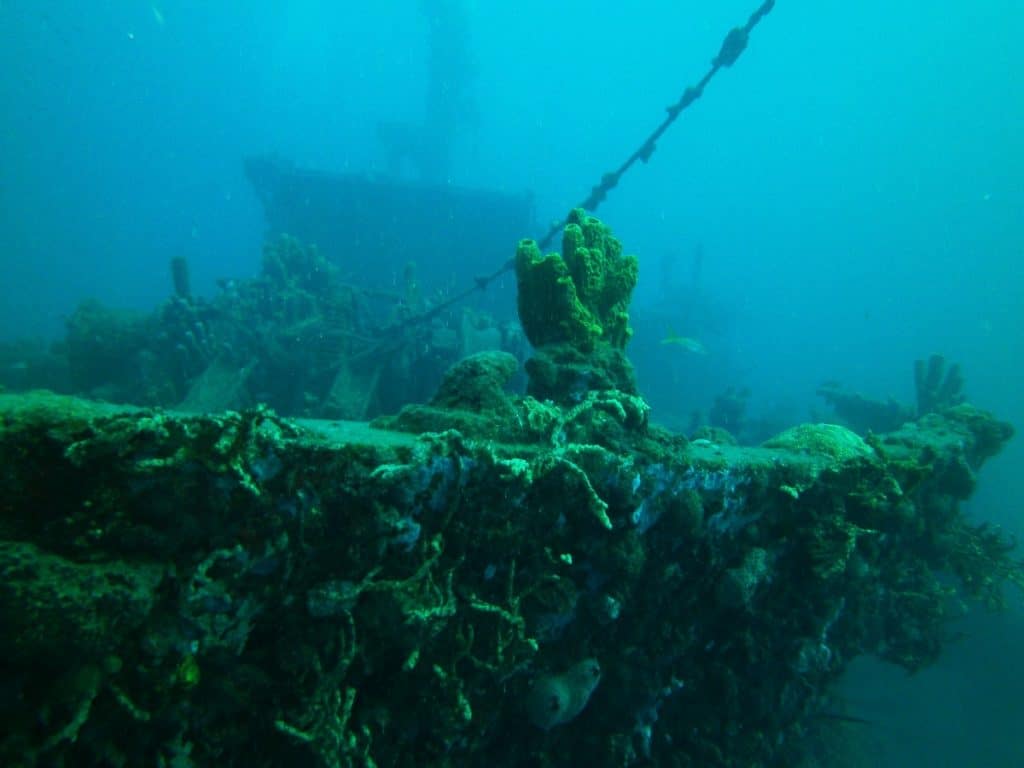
[381,0,777,339]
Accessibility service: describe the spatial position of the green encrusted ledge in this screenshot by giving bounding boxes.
[0,390,1017,767]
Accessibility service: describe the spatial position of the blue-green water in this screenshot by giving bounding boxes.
[1,2,1021,764]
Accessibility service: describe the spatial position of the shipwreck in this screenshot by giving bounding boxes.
[0,211,1019,767]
